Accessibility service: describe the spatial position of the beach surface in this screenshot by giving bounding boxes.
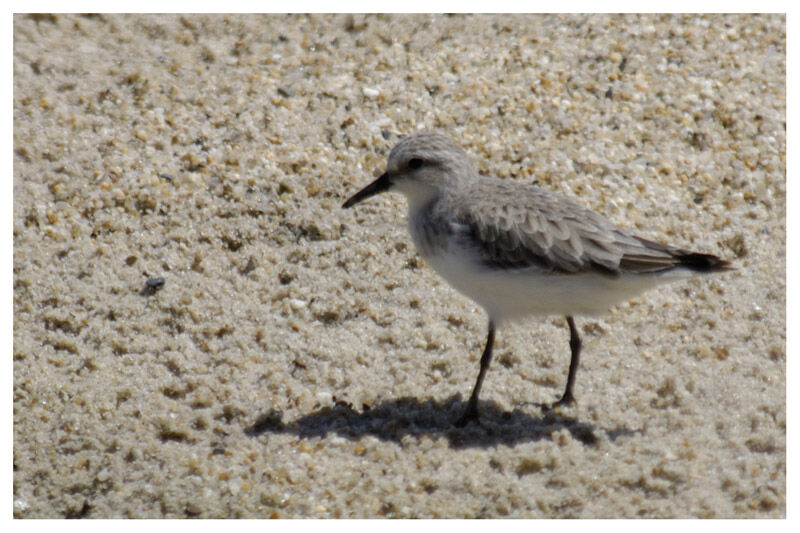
[13,14,785,518]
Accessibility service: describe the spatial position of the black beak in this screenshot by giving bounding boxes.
[342,172,393,208]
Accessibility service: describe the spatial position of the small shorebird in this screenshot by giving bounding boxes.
[343,132,731,426]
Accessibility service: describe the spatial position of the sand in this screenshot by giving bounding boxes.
[13,14,784,518]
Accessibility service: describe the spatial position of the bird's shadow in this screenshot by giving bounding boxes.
[244,395,638,449]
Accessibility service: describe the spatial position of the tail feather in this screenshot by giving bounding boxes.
[622,236,733,274]
[676,252,732,273]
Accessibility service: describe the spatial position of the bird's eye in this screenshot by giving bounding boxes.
[408,158,424,170]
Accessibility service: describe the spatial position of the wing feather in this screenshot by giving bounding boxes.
[446,180,699,275]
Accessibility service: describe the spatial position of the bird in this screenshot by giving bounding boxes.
[342,132,731,426]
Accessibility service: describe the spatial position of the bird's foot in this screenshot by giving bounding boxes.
[540,393,575,412]
[455,404,480,427]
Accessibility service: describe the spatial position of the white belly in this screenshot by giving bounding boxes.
[421,248,688,323]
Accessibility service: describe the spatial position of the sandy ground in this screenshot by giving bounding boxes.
[13,14,784,518]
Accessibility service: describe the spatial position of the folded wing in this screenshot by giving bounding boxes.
[452,182,729,276]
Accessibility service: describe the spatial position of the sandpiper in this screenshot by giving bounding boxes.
[343,132,731,426]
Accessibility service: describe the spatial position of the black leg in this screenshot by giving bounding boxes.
[456,320,496,426]
[552,315,581,408]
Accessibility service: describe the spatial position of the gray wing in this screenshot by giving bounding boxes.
[449,182,709,276]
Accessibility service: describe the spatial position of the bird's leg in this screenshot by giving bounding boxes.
[456,320,496,426]
[551,315,581,408]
